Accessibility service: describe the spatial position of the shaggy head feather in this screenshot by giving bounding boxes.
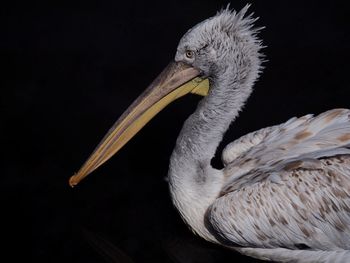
[175,4,264,79]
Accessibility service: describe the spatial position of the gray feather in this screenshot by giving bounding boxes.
[167,5,350,262]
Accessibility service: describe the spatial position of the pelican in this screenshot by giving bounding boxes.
[69,5,350,262]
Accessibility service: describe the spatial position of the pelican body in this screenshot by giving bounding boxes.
[70,6,350,262]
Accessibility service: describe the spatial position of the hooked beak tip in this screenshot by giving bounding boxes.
[69,174,79,188]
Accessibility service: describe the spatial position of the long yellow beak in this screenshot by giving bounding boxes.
[69,61,209,187]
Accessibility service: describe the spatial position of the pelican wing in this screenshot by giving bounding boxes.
[207,155,350,249]
[206,109,350,249]
[221,108,350,189]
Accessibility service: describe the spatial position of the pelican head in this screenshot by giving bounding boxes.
[175,5,262,80]
[69,5,262,187]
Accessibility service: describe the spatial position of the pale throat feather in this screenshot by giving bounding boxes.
[168,55,261,241]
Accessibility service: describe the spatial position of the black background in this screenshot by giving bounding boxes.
[2,0,350,262]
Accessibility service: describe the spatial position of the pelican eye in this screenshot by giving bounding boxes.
[185,50,194,59]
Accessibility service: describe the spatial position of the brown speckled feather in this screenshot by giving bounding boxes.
[206,109,350,252]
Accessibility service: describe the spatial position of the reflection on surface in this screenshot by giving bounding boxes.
[81,226,265,263]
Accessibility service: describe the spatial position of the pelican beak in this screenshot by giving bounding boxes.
[69,61,209,187]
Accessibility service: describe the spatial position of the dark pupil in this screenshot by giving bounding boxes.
[187,51,192,57]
